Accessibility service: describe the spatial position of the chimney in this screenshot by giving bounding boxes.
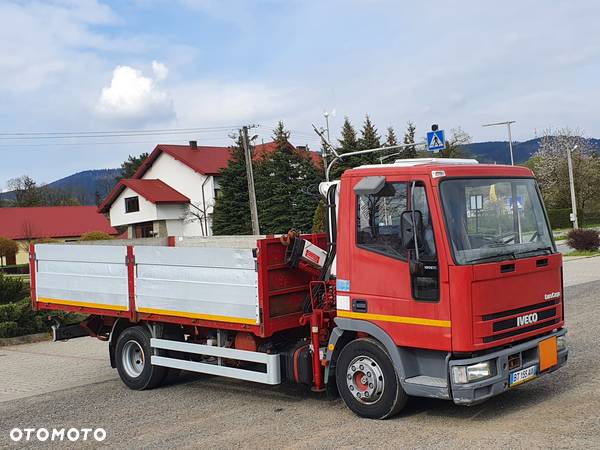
[189,140,197,150]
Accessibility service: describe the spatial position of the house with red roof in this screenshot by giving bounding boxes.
[0,206,118,265]
[98,140,321,238]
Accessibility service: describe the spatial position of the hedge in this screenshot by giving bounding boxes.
[0,264,29,275]
[547,208,600,229]
[0,272,26,305]
[0,297,82,338]
[0,298,47,338]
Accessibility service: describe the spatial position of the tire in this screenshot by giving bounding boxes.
[115,326,167,390]
[336,338,407,419]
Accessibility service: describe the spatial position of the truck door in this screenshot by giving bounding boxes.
[337,175,451,350]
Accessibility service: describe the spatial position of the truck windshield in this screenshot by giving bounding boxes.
[440,178,555,265]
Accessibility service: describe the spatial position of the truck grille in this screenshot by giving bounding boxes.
[480,298,560,343]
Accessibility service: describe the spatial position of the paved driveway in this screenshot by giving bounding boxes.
[0,260,598,449]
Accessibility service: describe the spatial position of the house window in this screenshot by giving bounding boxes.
[125,196,140,213]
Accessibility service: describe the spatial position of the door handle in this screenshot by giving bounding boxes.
[352,299,368,313]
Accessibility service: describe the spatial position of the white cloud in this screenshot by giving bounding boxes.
[95,63,175,125]
[152,60,169,81]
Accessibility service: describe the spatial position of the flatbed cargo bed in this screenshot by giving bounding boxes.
[30,234,326,337]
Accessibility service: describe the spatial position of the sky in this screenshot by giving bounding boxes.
[1,0,599,187]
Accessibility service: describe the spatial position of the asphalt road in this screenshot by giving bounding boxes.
[1,279,599,448]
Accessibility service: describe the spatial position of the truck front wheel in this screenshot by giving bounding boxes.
[115,326,167,390]
[336,338,407,419]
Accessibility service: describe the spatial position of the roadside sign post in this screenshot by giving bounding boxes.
[426,129,445,153]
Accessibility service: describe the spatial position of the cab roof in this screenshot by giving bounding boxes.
[344,158,533,182]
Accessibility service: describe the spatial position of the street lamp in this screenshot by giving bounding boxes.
[567,144,579,229]
[482,120,516,165]
[322,111,335,180]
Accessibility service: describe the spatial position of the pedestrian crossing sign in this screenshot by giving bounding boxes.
[426,129,445,152]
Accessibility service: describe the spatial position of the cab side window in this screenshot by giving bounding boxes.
[356,182,408,260]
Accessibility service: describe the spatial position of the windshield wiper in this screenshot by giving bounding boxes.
[514,246,554,257]
[467,251,516,264]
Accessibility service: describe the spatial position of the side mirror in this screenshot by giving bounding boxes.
[400,210,423,250]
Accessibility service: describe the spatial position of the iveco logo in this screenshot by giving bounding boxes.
[544,292,561,300]
[517,313,538,327]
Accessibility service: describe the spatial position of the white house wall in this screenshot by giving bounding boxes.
[143,152,217,236]
[110,186,158,227]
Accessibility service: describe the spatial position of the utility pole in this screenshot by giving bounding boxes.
[482,120,516,165]
[567,144,579,229]
[241,125,260,235]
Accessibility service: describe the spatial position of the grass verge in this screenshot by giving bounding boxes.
[565,249,600,257]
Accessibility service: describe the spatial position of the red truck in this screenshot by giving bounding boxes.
[30,158,567,419]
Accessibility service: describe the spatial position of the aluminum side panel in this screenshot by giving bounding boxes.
[35,244,128,309]
[134,246,259,323]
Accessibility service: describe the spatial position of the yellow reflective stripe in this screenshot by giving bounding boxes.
[337,310,451,328]
[37,297,128,311]
[137,307,257,325]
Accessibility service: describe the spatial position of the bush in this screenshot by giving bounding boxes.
[80,231,113,241]
[33,237,60,244]
[0,298,46,338]
[0,321,19,338]
[567,228,600,251]
[547,208,572,229]
[0,264,29,275]
[0,273,26,305]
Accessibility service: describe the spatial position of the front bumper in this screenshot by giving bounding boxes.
[449,328,568,405]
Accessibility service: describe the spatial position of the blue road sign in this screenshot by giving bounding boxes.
[426,129,445,152]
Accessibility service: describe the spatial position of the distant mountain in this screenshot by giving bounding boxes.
[464,138,600,164]
[46,168,121,204]
[0,169,121,205]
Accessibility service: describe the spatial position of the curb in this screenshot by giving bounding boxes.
[0,332,51,347]
[563,254,600,262]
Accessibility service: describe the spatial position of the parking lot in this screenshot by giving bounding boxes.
[1,258,599,449]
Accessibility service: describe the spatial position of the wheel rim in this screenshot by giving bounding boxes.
[346,355,385,404]
[122,340,145,378]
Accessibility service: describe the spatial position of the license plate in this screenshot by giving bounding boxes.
[510,365,537,386]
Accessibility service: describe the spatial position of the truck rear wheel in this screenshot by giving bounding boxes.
[336,338,407,419]
[115,326,167,390]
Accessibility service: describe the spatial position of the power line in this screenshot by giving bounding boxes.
[0,125,242,137]
[0,128,242,141]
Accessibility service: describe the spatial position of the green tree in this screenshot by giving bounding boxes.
[331,117,360,179]
[401,121,417,159]
[357,115,381,165]
[380,126,400,163]
[530,127,600,223]
[255,122,323,234]
[119,152,149,180]
[312,199,326,233]
[212,135,253,235]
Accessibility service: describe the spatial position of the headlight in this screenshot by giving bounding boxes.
[451,360,494,384]
[557,336,567,352]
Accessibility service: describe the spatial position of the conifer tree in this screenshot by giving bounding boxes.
[331,117,360,179]
[381,126,400,162]
[385,126,398,147]
[255,122,323,234]
[402,121,417,159]
[211,135,253,235]
[358,115,381,165]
